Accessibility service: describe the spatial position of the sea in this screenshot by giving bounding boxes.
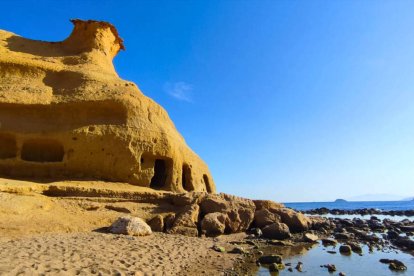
[284,200,414,211]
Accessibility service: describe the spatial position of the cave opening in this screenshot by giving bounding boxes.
[182,164,193,191]
[203,174,212,193]
[150,159,167,189]
[21,139,64,163]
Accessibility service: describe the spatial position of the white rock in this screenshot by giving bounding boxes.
[109,216,152,236]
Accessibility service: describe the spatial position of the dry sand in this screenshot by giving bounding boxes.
[0,232,243,275]
[0,179,246,275]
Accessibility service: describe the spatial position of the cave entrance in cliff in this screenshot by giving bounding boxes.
[182,164,193,191]
[150,159,168,189]
[0,133,17,159]
[21,139,64,163]
[203,174,212,193]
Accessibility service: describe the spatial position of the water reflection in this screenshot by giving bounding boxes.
[253,242,414,275]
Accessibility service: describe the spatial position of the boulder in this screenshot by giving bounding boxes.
[394,237,414,250]
[262,222,291,240]
[303,233,319,242]
[272,208,311,233]
[347,242,362,254]
[168,204,199,236]
[380,259,407,271]
[339,245,352,255]
[309,216,332,230]
[322,238,337,246]
[109,216,152,236]
[147,215,164,232]
[200,195,228,213]
[200,193,255,233]
[258,255,283,264]
[201,212,227,236]
[254,209,281,228]
[253,200,284,211]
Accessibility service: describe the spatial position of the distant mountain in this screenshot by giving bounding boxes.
[347,194,405,202]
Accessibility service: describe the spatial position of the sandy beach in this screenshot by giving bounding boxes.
[0,232,245,275]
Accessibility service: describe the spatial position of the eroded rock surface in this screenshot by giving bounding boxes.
[0,20,214,193]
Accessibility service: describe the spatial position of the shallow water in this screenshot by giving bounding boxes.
[255,242,414,275]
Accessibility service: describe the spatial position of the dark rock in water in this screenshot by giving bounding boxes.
[323,264,337,272]
[339,219,354,227]
[262,222,291,240]
[339,245,352,255]
[269,263,285,272]
[347,242,362,254]
[368,220,385,231]
[394,237,414,250]
[295,262,303,272]
[387,230,400,240]
[268,240,293,246]
[335,233,352,240]
[389,263,407,271]
[327,250,337,254]
[400,225,414,232]
[258,255,283,264]
[322,238,338,246]
[339,272,346,276]
[379,259,407,271]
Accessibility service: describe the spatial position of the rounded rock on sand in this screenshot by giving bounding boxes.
[109,216,152,236]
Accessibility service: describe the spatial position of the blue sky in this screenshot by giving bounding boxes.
[2,1,414,202]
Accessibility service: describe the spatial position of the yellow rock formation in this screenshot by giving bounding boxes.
[0,19,215,193]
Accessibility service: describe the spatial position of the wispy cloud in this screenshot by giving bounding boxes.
[164,81,193,102]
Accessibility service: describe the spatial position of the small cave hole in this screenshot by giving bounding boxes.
[21,139,64,163]
[203,174,212,193]
[182,164,193,192]
[150,159,167,189]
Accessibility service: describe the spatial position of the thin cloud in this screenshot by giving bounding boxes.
[164,81,193,102]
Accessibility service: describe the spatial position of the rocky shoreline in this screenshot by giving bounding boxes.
[1,179,413,275]
[302,207,414,217]
[225,210,414,275]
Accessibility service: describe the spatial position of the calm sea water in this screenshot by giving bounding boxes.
[284,200,414,211]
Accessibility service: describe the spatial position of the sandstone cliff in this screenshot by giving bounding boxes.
[0,20,214,193]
